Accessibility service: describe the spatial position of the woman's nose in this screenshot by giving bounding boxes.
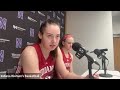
[52,37,56,43]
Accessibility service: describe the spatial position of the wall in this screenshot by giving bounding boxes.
[0,11,65,71]
[66,11,114,75]
[112,16,120,35]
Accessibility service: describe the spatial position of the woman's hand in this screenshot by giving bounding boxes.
[84,74,99,79]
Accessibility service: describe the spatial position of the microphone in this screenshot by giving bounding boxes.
[91,49,108,60]
[93,49,102,58]
[72,42,81,51]
[99,48,108,52]
[91,48,108,53]
[72,42,100,66]
[72,42,88,59]
[91,49,112,77]
[72,42,101,79]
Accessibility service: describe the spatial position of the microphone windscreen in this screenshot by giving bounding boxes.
[94,49,101,57]
[72,42,81,51]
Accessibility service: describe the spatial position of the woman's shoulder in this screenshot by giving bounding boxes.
[20,45,38,64]
[25,45,35,50]
[21,45,36,55]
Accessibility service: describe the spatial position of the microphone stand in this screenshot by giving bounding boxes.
[75,51,95,79]
[102,59,104,70]
[85,54,94,79]
[101,52,106,70]
[99,55,112,77]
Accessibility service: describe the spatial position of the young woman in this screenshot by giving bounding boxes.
[60,34,74,72]
[54,34,83,79]
[16,19,61,79]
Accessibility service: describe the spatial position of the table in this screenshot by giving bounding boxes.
[81,69,120,79]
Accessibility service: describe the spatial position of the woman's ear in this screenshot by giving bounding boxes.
[62,41,65,46]
[38,31,42,39]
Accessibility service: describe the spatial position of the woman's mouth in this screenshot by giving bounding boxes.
[50,45,56,48]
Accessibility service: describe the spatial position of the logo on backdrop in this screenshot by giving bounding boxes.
[61,12,64,16]
[58,11,60,14]
[57,16,60,20]
[38,11,45,17]
[40,20,43,26]
[30,28,34,37]
[27,42,34,45]
[53,11,55,18]
[11,53,21,59]
[17,11,24,20]
[62,19,64,24]
[13,25,26,31]
[27,16,37,22]
[61,26,64,29]
[0,50,4,62]
[31,11,35,13]
[0,16,7,30]
[0,38,10,43]
[47,15,50,19]
[16,38,22,48]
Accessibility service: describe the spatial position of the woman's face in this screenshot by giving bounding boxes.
[63,37,74,51]
[39,24,60,51]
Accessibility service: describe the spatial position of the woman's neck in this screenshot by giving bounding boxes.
[62,47,70,58]
[39,43,50,60]
[62,47,69,54]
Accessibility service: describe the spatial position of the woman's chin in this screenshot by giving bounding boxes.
[49,45,57,50]
[50,47,56,51]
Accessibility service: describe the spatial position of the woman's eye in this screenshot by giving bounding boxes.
[48,35,52,37]
[57,35,60,38]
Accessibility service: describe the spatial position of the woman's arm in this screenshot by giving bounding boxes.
[69,53,74,72]
[21,46,41,79]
